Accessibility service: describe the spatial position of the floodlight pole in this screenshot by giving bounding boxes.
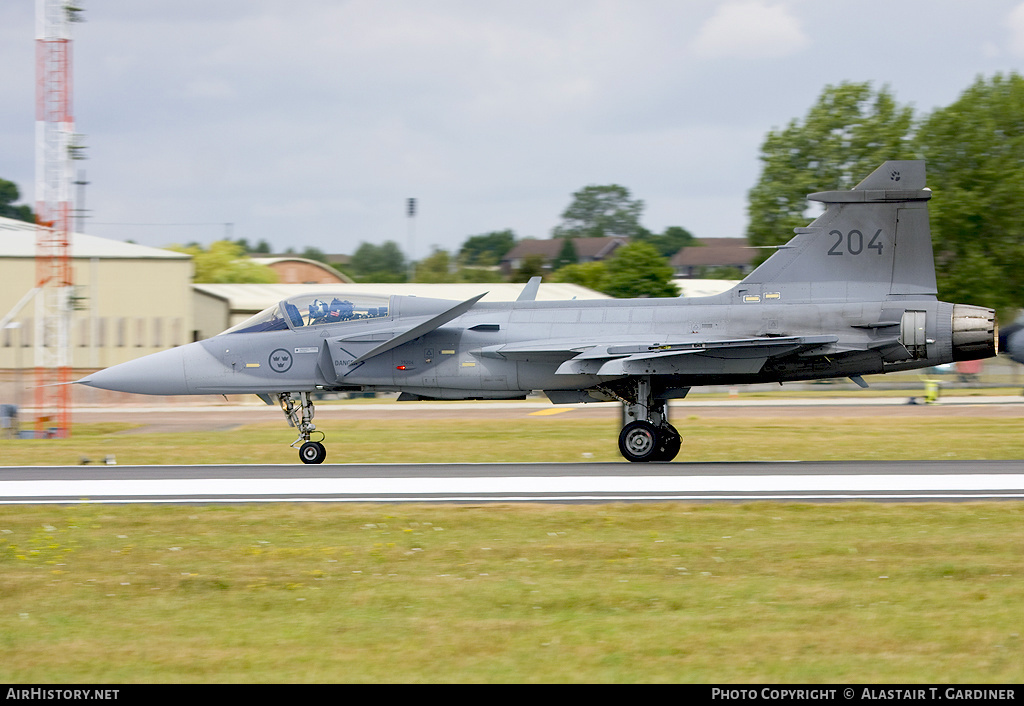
[407,197,416,282]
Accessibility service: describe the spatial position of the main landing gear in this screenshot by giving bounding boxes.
[611,378,684,463]
[279,392,327,464]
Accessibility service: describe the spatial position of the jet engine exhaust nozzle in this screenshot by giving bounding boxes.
[952,304,998,361]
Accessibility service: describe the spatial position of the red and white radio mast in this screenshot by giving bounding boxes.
[34,0,82,437]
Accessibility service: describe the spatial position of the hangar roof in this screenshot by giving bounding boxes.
[673,279,738,298]
[249,256,354,284]
[0,216,190,260]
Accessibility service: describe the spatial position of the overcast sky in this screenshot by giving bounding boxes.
[3,1,1024,259]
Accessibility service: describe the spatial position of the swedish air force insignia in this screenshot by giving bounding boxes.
[269,348,293,373]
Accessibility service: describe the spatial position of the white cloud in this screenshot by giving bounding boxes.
[693,1,808,59]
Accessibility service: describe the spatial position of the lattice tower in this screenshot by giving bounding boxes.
[33,0,77,437]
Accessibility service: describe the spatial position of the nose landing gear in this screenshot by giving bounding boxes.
[279,392,327,464]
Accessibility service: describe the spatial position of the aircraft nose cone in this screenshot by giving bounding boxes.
[1007,328,1024,365]
[78,345,191,395]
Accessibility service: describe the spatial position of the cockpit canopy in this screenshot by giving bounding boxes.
[220,292,391,335]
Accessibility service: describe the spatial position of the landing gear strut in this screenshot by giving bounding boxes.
[279,392,326,464]
[611,377,684,463]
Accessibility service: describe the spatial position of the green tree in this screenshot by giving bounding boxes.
[455,266,496,283]
[636,225,696,258]
[600,242,679,298]
[406,246,501,284]
[553,184,647,239]
[913,73,1024,317]
[746,83,916,258]
[300,246,328,263]
[414,248,457,283]
[349,241,407,282]
[0,178,35,223]
[458,229,517,266]
[550,237,578,271]
[168,240,278,283]
[233,238,273,254]
[550,260,608,292]
[511,253,547,283]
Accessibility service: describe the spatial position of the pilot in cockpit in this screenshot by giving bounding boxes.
[329,298,355,322]
[309,299,330,325]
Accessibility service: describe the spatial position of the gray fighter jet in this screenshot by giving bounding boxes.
[78,161,998,464]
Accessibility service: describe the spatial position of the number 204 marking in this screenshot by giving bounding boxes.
[828,229,883,256]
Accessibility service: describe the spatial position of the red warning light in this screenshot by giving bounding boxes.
[396,365,407,370]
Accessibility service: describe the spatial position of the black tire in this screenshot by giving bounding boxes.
[618,421,661,462]
[299,441,327,464]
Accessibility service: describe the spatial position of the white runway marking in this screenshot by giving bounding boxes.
[3,473,1024,503]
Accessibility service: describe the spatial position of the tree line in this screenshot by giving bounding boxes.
[748,73,1024,320]
[330,185,691,298]
[203,184,690,298]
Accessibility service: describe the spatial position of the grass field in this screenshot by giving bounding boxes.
[1,502,1022,683]
[1,410,1023,682]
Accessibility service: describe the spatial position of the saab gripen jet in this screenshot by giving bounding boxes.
[78,161,998,464]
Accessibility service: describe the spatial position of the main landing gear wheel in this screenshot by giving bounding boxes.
[619,421,660,462]
[618,421,681,463]
[299,441,327,465]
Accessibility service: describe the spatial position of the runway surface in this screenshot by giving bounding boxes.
[3,460,1024,504]
[5,394,1024,504]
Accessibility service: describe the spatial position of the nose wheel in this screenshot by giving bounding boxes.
[279,392,328,464]
[299,440,327,465]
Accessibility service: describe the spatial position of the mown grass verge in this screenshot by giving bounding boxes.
[0,502,1021,683]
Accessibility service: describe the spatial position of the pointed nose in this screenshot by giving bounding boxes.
[78,345,191,395]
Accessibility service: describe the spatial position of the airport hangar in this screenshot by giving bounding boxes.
[0,216,193,381]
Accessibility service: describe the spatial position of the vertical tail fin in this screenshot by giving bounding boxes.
[738,160,937,302]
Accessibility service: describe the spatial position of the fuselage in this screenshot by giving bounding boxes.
[78,290,995,402]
